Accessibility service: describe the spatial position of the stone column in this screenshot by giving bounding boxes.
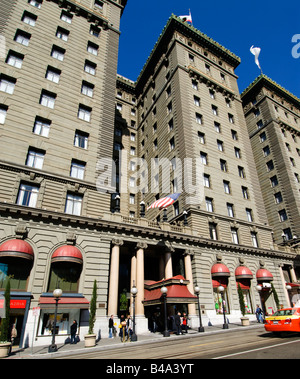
[135,242,147,317]
[107,238,123,316]
[165,246,174,279]
[278,263,290,307]
[184,249,196,316]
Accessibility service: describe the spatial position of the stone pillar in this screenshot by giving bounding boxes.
[184,249,196,316]
[165,247,174,279]
[278,263,290,307]
[135,242,147,317]
[107,238,123,316]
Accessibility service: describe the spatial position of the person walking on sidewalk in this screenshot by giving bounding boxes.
[70,320,77,344]
[174,312,182,335]
[255,305,264,323]
[108,315,114,338]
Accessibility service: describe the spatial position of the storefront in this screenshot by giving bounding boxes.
[256,268,274,315]
[211,263,230,315]
[235,265,254,314]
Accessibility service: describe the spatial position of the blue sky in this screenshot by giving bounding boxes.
[117,0,300,98]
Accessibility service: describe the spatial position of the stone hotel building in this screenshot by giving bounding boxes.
[0,0,299,347]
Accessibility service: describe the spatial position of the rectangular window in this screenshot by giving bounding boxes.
[22,11,37,26]
[14,30,31,46]
[56,27,69,41]
[206,197,213,212]
[70,160,85,180]
[223,180,230,194]
[40,90,56,108]
[81,81,94,97]
[209,223,218,240]
[17,183,39,207]
[87,41,99,55]
[246,208,253,222]
[242,186,249,199]
[46,66,61,83]
[0,105,8,124]
[78,105,92,122]
[33,117,51,137]
[6,51,24,68]
[0,75,16,94]
[203,174,210,188]
[200,152,207,165]
[195,113,203,124]
[220,159,227,172]
[60,10,72,23]
[65,193,82,216]
[26,148,45,169]
[74,130,88,149]
[251,232,258,247]
[51,45,65,61]
[231,228,239,244]
[227,203,234,217]
[28,0,42,8]
[84,60,96,75]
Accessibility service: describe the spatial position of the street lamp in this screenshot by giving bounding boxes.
[161,286,170,337]
[48,288,62,353]
[194,285,204,332]
[130,284,138,341]
[218,286,228,329]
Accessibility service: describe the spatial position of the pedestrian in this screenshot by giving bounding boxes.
[70,320,77,344]
[255,305,263,323]
[10,324,17,346]
[181,313,188,334]
[108,315,114,338]
[174,312,182,335]
[127,315,133,340]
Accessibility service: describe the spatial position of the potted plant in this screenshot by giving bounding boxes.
[0,280,12,358]
[85,279,97,347]
[238,284,250,326]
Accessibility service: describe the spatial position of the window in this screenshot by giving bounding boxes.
[114,143,121,151]
[6,51,24,68]
[81,81,94,97]
[263,146,270,157]
[17,183,39,207]
[223,180,230,194]
[26,148,45,169]
[194,96,200,107]
[206,197,213,212]
[192,80,198,90]
[274,192,283,204]
[200,152,207,165]
[231,228,239,244]
[46,66,61,83]
[129,194,135,205]
[212,105,218,116]
[270,175,278,187]
[90,25,100,37]
[198,132,205,144]
[78,105,92,122]
[234,147,241,158]
[87,41,98,55]
[60,10,72,24]
[84,60,96,75]
[56,27,69,41]
[94,0,103,9]
[28,0,42,8]
[251,232,258,247]
[220,159,227,172]
[169,137,175,150]
[238,166,245,178]
[33,117,51,137]
[246,208,253,222]
[14,30,31,46]
[22,11,37,26]
[209,89,215,99]
[214,122,221,133]
[259,132,267,142]
[167,102,172,114]
[203,174,210,188]
[130,147,136,156]
[116,103,122,111]
[242,186,249,199]
[283,228,292,241]
[65,193,82,216]
[228,113,234,124]
[257,120,263,129]
[173,202,179,216]
[217,140,224,152]
[51,45,65,61]
[0,75,16,94]
[227,203,234,217]
[209,223,218,240]
[266,160,274,171]
[0,105,8,124]
[231,130,238,140]
[70,160,85,180]
[195,113,202,124]
[40,90,56,108]
[279,209,288,222]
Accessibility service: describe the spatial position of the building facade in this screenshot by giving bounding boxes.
[0,4,299,348]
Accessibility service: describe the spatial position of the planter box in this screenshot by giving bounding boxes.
[0,342,11,358]
[240,317,250,326]
[84,334,96,347]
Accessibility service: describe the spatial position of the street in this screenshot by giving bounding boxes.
[55,328,300,360]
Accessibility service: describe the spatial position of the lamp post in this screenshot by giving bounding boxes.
[286,284,292,307]
[194,285,204,332]
[161,286,170,337]
[218,286,228,329]
[131,284,138,341]
[48,288,62,353]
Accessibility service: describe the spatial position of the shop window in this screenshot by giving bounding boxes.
[0,257,32,290]
[47,261,82,293]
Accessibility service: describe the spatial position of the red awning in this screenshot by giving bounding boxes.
[235,266,253,279]
[211,263,230,278]
[52,245,83,264]
[143,275,197,306]
[39,295,89,309]
[0,239,34,260]
[286,282,300,288]
[256,268,273,281]
[212,278,228,288]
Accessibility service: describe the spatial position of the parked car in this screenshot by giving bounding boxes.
[264,307,300,334]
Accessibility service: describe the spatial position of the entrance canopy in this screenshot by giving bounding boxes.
[143,275,197,306]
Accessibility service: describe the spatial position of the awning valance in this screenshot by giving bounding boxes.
[39,294,89,309]
[235,265,253,280]
[0,239,34,261]
[211,263,230,278]
[256,268,273,281]
[51,245,83,264]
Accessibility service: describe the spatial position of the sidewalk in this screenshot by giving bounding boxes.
[5,321,265,359]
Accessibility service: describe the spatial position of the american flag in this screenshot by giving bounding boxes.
[147,193,181,210]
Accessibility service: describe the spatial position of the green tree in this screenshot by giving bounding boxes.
[238,283,246,316]
[88,280,97,335]
[0,279,10,342]
[271,283,280,310]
